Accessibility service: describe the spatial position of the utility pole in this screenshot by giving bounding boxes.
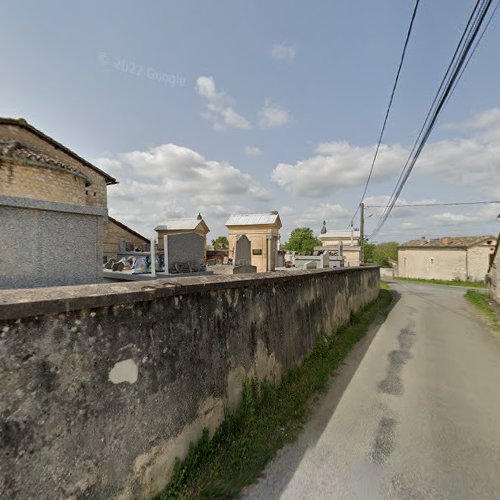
[360,202,365,265]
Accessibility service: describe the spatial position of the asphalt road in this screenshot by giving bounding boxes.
[244,282,500,500]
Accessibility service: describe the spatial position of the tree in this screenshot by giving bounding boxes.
[284,227,322,255]
[366,241,398,267]
[212,236,229,249]
[364,242,376,263]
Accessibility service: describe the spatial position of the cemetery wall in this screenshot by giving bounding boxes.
[0,195,106,289]
[0,266,379,499]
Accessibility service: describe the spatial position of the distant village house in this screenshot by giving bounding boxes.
[398,236,497,282]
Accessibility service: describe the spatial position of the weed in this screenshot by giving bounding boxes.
[394,277,485,288]
[465,290,500,332]
[157,290,393,499]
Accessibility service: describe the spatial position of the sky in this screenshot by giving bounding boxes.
[1,0,500,243]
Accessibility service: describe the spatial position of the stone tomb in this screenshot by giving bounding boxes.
[164,233,206,274]
[234,234,251,266]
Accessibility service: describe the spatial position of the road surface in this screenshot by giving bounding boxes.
[245,282,500,500]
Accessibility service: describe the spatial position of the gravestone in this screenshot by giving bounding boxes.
[234,234,251,266]
[164,233,205,274]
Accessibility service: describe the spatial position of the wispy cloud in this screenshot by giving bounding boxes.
[259,99,289,129]
[196,76,251,130]
[244,146,263,156]
[271,42,296,62]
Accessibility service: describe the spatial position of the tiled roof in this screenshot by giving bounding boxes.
[226,212,281,226]
[108,216,149,242]
[399,235,496,248]
[0,140,92,186]
[0,117,117,185]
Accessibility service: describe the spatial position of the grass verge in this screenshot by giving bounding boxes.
[157,289,393,499]
[465,290,500,332]
[394,277,486,288]
[380,281,390,290]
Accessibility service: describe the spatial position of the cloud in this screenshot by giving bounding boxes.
[272,107,500,199]
[270,42,296,62]
[277,202,350,239]
[195,76,251,130]
[244,146,263,156]
[444,107,500,130]
[273,142,407,197]
[98,143,270,236]
[431,205,499,225]
[259,99,289,129]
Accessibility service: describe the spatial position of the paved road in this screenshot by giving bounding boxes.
[245,282,500,500]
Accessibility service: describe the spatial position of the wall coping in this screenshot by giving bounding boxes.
[0,266,379,321]
[0,195,108,217]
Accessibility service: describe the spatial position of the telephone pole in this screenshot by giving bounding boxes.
[360,202,365,265]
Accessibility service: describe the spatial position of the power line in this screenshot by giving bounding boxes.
[371,0,496,237]
[348,0,421,226]
[369,0,497,239]
[366,200,500,208]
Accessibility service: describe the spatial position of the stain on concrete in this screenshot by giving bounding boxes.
[108,359,138,384]
[370,416,396,464]
[378,321,416,396]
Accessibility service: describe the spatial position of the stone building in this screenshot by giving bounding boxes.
[398,236,497,282]
[319,221,361,267]
[103,216,150,263]
[226,212,282,272]
[487,233,500,303]
[155,214,210,252]
[0,117,116,288]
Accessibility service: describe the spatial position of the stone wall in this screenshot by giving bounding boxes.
[0,195,106,289]
[0,159,89,205]
[0,266,379,499]
[488,238,500,304]
[397,247,467,281]
[103,218,149,262]
[467,244,495,281]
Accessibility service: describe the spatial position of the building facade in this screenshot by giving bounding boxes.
[318,222,361,267]
[398,236,497,282]
[0,117,116,288]
[103,216,150,262]
[226,212,282,272]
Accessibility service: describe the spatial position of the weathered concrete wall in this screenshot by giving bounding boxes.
[0,267,379,499]
[0,195,106,289]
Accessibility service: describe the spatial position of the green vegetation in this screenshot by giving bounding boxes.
[284,227,322,255]
[212,236,229,249]
[394,277,486,288]
[465,290,500,332]
[380,281,390,290]
[364,241,398,267]
[158,290,393,499]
